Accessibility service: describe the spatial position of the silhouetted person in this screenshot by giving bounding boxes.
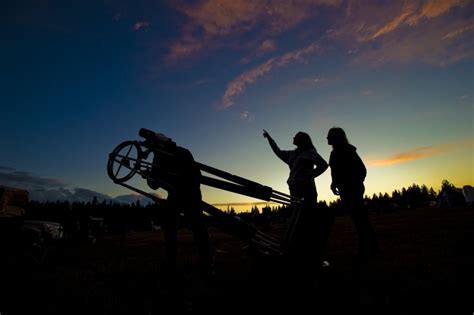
[142,130,213,278]
[263,130,330,281]
[327,127,379,261]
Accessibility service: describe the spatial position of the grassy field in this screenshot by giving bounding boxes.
[1,206,473,314]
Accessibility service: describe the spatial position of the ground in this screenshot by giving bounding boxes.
[1,206,473,314]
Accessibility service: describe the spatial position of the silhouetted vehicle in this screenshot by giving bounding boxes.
[0,186,64,265]
[23,220,64,240]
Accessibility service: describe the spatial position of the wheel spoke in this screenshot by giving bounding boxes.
[114,144,134,177]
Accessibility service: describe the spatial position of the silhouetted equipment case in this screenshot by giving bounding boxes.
[107,128,303,256]
[0,186,28,217]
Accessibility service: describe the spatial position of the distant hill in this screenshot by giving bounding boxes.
[27,187,160,205]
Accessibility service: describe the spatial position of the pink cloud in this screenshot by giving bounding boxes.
[370,3,417,40]
[212,0,473,110]
[239,111,255,122]
[419,0,469,19]
[220,43,321,109]
[329,1,474,67]
[257,39,277,54]
[240,39,278,64]
[133,21,150,31]
[166,0,340,62]
[442,23,474,39]
[166,35,203,63]
[369,0,469,40]
[355,22,474,66]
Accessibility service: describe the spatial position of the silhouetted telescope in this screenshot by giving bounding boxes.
[138,128,173,146]
[107,128,303,255]
[114,128,297,204]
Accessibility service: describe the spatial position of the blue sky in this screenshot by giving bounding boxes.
[1,0,473,209]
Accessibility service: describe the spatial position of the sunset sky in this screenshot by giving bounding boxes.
[1,0,473,210]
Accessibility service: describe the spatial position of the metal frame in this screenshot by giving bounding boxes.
[107,134,302,256]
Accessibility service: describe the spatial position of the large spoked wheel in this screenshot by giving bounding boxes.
[107,141,143,183]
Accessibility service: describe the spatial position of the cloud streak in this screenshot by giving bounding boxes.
[0,167,66,188]
[334,0,474,66]
[161,0,474,109]
[133,21,150,31]
[239,111,255,122]
[216,0,474,109]
[240,39,278,64]
[442,23,474,40]
[166,0,340,62]
[354,20,474,66]
[370,0,469,40]
[367,142,466,167]
[0,166,159,204]
[220,43,321,108]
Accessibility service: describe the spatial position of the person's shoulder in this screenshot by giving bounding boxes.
[335,143,357,154]
[300,148,320,159]
[348,143,358,151]
[340,143,356,151]
[307,148,320,157]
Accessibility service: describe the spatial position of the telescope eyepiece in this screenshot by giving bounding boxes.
[139,128,173,146]
[139,128,155,139]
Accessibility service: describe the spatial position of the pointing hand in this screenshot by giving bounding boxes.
[263,129,270,139]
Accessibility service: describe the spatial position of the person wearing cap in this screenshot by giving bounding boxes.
[143,130,213,278]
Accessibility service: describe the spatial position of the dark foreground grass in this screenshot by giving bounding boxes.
[1,206,473,314]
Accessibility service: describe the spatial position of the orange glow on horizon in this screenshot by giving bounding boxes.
[366,141,471,167]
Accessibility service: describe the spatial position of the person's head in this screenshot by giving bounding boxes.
[327,127,348,146]
[293,132,316,151]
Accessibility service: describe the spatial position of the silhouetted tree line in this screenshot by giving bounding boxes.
[25,198,162,239]
[23,180,464,235]
[233,182,445,216]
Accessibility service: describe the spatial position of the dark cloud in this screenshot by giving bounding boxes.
[0,167,66,189]
[330,0,474,66]
[166,0,340,63]
[0,166,156,204]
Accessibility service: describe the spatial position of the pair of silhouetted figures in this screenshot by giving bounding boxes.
[145,127,378,282]
[264,127,379,283]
